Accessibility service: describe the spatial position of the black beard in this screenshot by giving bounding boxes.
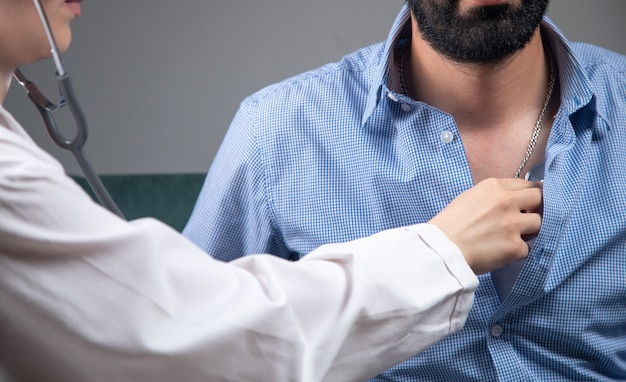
[407,0,550,63]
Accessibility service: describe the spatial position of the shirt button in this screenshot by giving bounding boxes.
[387,92,399,102]
[401,103,411,112]
[490,324,503,337]
[441,131,454,143]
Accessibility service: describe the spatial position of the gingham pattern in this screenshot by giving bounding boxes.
[184,5,626,381]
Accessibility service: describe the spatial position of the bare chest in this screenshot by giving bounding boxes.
[459,122,551,184]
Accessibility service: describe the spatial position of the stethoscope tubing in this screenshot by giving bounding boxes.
[20,0,126,218]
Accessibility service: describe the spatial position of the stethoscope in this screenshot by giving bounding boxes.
[13,0,125,219]
[525,161,545,182]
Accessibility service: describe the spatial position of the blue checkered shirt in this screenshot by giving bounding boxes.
[184,5,626,381]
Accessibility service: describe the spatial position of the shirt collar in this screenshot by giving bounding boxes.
[362,4,411,126]
[541,18,611,133]
[362,7,608,133]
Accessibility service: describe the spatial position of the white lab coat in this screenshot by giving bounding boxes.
[0,106,478,382]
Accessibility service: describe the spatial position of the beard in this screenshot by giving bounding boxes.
[407,0,550,63]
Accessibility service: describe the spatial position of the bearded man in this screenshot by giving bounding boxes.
[184,1,626,380]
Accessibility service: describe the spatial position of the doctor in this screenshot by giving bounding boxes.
[0,1,542,381]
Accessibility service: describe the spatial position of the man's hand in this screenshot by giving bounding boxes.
[429,178,543,275]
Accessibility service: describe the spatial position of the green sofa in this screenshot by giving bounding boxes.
[72,173,206,232]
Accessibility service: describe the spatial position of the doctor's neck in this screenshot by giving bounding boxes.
[0,74,11,104]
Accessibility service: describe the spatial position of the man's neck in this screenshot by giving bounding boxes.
[406,18,550,133]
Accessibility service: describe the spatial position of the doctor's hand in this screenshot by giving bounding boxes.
[428,178,543,275]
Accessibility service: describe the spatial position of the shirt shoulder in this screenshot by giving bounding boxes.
[0,107,65,174]
[568,42,626,125]
[241,42,386,109]
[570,42,626,73]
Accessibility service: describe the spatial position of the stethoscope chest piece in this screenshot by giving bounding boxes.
[525,161,545,182]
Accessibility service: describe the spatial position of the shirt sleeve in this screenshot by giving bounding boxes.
[183,101,292,261]
[0,124,478,382]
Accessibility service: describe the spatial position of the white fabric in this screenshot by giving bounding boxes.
[0,106,478,382]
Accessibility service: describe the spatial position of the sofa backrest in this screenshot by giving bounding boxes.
[72,173,206,232]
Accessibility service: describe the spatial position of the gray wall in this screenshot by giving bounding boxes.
[5,0,626,175]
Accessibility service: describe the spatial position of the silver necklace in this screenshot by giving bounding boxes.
[398,45,556,179]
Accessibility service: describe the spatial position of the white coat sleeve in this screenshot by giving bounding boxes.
[0,120,478,382]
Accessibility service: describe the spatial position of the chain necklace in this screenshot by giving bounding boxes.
[398,45,556,179]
